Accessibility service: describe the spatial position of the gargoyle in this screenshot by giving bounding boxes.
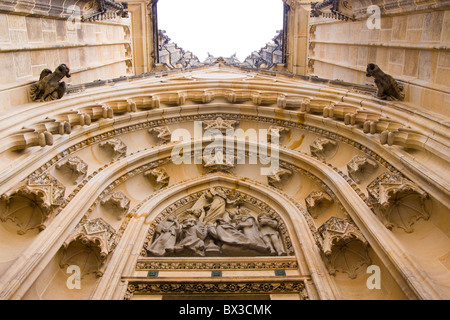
[30,64,71,102]
[366,63,405,101]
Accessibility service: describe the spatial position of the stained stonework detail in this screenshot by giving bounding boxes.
[317,217,370,279]
[125,279,308,300]
[267,167,293,189]
[61,218,116,277]
[148,126,172,145]
[0,174,65,234]
[305,191,333,219]
[144,167,170,189]
[144,187,293,258]
[100,191,130,220]
[99,138,127,161]
[55,156,88,185]
[310,137,338,160]
[367,173,430,233]
[347,155,379,183]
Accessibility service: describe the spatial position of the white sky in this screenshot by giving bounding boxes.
[157,0,284,62]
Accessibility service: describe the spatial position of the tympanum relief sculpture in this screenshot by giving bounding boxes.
[146,188,287,257]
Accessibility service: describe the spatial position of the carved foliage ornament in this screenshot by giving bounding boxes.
[317,216,370,279]
[145,167,170,189]
[310,137,338,160]
[203,117,239,134]
[367,172,430,233]
[347,155,379,183]
[55,156,88,185]
[148,126,172,145]
[100,191,131,220]
[99,138,127,161]
[305,190,333,219]
[267,167,293,189]
[0,174,65,234]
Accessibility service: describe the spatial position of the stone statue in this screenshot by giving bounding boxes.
[236,214,270,253]
[257,212,286,256]
[203,188,239,224]
[30,64,71,102]
[147,216,179,257]
[366,63,405,101]
[173,218,207,256]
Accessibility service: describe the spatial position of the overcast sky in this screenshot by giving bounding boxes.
[157,0,284,62]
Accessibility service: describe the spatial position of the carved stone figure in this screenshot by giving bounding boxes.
[203,188,239,224]
[236,214,269,253]
[257,212,286,256]
[30,64,71,102]
[366,63,405,101]
[347,155,379,183]
[267,167,293,189]
[55,156,88,185]
[147,216,179,257]
[203,117,239,134]
[99,138,127,161]
[208,218,253,248]
[173,218,207,256]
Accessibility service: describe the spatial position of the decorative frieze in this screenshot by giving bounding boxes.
[136,257,299,271]
[125,279,308,300]
[367,173,430,233]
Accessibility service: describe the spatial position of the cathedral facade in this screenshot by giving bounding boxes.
[0,0,449,300]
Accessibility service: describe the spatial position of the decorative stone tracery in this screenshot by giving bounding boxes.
[367,173,430,233]
[0,174,65,234]
[317,216,370,279]
[60,218,116,277]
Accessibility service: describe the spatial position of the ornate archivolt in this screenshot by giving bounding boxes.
[0,66,448,300]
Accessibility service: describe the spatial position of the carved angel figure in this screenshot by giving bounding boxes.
[30,64,71,102]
